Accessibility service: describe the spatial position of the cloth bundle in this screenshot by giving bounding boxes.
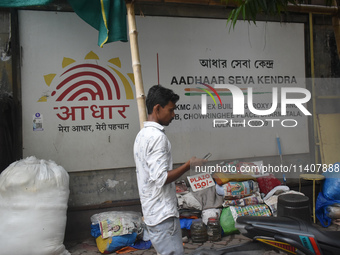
[230,204,272,219]
[212,172,256,186]
[215,179,260,201]
[177,192,202,210]
[177,181,223,210]
[220,204,272,235]
[91,211,143,239]
[212,167,290,236]
[222,192,263,207]
[326,204,340,219]
[90,211,151,254]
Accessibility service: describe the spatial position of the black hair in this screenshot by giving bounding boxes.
[146,85,180,114]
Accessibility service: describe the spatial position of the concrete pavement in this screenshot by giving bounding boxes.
[65,232,282,255]
[65,222,339,255]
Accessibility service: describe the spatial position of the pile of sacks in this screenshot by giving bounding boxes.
[213,171,271,235]
[176,178,224,240]
[90,211,151,253]
[177,160,305,237]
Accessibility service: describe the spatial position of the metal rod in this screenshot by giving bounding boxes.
[309,13,319,166]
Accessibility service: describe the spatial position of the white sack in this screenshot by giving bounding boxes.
[202,208,222,225]
[177,192,202,210]
[0,156,70,255]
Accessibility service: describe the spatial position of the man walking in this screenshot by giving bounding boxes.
[134,85,205,255]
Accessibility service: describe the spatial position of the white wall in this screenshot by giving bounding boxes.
[20,11,308,171]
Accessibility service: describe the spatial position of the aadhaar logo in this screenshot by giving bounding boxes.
[199,83,223,115]
[38,51,135,121]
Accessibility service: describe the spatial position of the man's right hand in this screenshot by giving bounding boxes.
[189,156,208,169]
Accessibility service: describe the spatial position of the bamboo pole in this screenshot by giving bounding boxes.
[126,1,147,129]
[309,13,319,165]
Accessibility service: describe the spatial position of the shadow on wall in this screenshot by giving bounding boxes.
[0,92,15,173]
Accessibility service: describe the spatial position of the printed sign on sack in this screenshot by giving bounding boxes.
[187,173,215,192]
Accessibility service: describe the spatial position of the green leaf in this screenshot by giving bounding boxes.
[225,0,331,30]
[244,1,251,21]
[248,0,258,23]
[233,5,243,28]
[227,8,236,31]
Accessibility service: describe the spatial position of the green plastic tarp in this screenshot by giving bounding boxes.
[0,0,127,47]
[0,0,53,7]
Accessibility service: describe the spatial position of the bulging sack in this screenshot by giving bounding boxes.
[0,156,70,255]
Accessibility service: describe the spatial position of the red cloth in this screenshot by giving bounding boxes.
[116,246,138,254]
[257,174,281,195]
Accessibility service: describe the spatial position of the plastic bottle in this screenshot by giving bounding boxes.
[190,219,207,243]
[207,217,221,241]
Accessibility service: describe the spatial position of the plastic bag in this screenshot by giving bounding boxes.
[322,162,340,201]
[91,211,143,239]
[0,156,70,255]
[315,163,340,227]
[220,204,272,236]
[219,207,239,235]
[316,192,340,227]
[180,218,193,230]
[95,232,137,253]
